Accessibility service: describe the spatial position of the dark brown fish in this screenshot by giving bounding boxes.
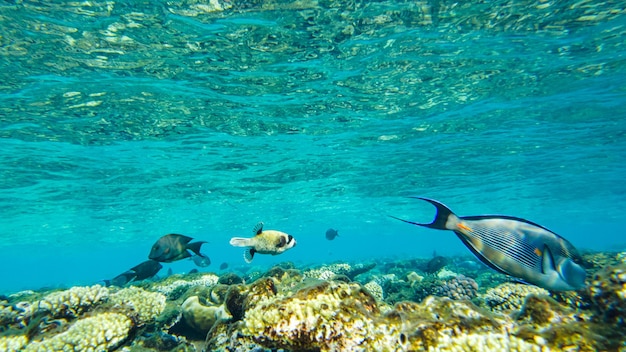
[105,260,162,287]
[149,234,206,263]
[325,228,339,240]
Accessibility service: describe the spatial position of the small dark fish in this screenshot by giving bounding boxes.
[189,268,199,274]
[191,254,211,267]
[105,260,162,287]
[219,262,229,270]
[149,234,207,263]
[391,197,587,291]
[167,268,174,276]
[325,228,339,240]
[425,255,448,273]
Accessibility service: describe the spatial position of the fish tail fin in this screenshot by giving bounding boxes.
[389,197,455,230]
[187,241,207,257]
[230,237,252,247]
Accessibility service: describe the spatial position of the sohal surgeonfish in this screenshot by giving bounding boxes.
[391,197,587,291]
[149,234,207,263]
[105,259,163,287]
[230,222,296,263]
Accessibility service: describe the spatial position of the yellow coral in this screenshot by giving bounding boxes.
[0,335,28,352]
[24,312,132,352]
[110,287,165,323]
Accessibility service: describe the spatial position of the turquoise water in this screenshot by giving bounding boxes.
[1,0,625,294]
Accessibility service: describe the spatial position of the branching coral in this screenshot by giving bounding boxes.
[23,312,132,352]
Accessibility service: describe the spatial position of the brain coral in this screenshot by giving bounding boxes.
[110,287,166,324]
[434,274,478,300]
[23,312,132,352]
[483,283,549,312]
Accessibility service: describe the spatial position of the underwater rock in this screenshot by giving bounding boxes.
[217,272,243,285]
[208,284,231,305]
[483,283,549,313]
[434,274,478,301]
[224,284,247,321]
[181,296,230,334]
[23,312,133,351]
[588,263,626,325]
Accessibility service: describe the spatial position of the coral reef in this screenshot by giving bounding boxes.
[4,252,626,351]
[431,332,544,352]
[303,262,376,281]
[153,274,220,299]
[588,263,626,325]
[483,283,549,313]
[0,335,28,352]
[434,274,478,301]
[109,286,166,324]
[23,312,132,351]
[240,280,379,351]
[27,285,109,320]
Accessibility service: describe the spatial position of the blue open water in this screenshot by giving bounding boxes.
[1,0,625,294]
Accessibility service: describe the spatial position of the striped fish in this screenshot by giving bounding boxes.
[391,197,587,291]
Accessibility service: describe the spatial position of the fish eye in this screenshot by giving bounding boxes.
[288,235,293,243]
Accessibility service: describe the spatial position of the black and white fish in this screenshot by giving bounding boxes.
[229,222,296,263]
[391,197,586,291]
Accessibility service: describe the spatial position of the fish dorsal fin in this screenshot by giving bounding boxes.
[253,222,264,235]
[170,234,194,244]
[541,246,556,274]
[244,248,255,263]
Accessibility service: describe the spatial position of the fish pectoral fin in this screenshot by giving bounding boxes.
[244,248,256,263]
[541,246,556,275]
[253,222,264,235]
